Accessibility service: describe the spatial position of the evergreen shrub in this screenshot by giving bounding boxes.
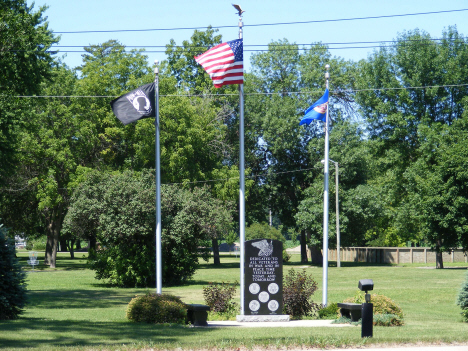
[126,293,187,324]
[0,222,27,320]
[456,271,468,322]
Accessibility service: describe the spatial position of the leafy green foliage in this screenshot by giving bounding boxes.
[0,222,27,319]
[247,39,356,232]
[126,293,186,324]
[461,309,468,323]
[373,313,404,326]
[282,249,291,262]
[245,222,285,242]
[318,302,339,319]
[64,170,232,287]
[354,27,468,261]
[25,236,47,251]
[203,282,238,314]
[0,1,58,177]
[296,122,371,247]
[282,269,318,319]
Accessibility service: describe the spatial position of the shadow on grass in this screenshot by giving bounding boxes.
[284,261,394,268]
[0,318,209,349]
[27,289,136,309]
[197,262,239,270]
[19,259,89,271]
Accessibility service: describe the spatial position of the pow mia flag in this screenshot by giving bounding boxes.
[110,83,155,125]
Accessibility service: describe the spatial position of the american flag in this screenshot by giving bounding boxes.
[194,39,243,88]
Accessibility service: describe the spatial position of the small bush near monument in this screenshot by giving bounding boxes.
[457,271,468,322]
[0,222,27,320]
[203,281,238,315]
[373,313,404,326]
[343,290,404,326]
[282,268,319,319]
[318,302,339,319]
[126,293,187,324]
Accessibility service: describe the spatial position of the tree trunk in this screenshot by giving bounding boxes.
[75,240,81,250]
[300,230,308,263]
[89,237,97,258]
[309,244,323,265]
[44,231,59,268]
[44,209,63,268]
[436,240,444,269]
[59,238,67,252]
[69,239,75,259]
[212,238,220,265]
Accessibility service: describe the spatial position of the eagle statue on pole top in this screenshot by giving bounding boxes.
[232,4,245,17]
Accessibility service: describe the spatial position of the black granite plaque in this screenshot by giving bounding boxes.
[244,239,283,315]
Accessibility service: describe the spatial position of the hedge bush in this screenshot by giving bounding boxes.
[0,222,27,320]
[318,302,339,319]
[203,281,238,314]
[343,290,404,325]
[283,268,319,319]
[126,293,187,324]
[373,313,404,326]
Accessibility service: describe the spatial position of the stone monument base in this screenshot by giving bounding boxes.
[236,315,290,322]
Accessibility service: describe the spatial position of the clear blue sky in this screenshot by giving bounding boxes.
[29,0,468,73]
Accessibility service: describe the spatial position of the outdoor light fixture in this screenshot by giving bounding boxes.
[358,279,374,338]
[358,279,374,302]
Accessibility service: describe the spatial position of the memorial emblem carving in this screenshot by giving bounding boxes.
[244,239,283,315]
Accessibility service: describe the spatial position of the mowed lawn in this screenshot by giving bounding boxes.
[1,251,468,350]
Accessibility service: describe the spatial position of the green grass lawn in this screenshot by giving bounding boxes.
[1,251,468,350]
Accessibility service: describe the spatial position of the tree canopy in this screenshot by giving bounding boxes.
[1,9,468,273]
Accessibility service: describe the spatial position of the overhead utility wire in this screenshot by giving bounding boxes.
[31,45,462,53]
[45,37,468,49]
[8,83,468,99]
[52,9,468,34]
[163,166,320,186]
[10,37,467,54]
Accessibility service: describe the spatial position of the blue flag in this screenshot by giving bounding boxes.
[299,89,329,125]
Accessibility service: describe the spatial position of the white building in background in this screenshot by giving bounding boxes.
[14,235,26,249]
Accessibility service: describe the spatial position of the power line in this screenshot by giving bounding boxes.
[7,83,468,99]
[163,166,320,186]
[52,8,468,34]
[43,36,468,49]
[7,36,466,55]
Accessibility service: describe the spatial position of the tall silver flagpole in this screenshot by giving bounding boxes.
[322,64,330,306]
[154,60,162,294]
[238,13,245,315]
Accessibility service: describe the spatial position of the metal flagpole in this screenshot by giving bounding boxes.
[154,60,162,294]
[322,64,330,306]
[335,161,340,268]
[238,13,245,315]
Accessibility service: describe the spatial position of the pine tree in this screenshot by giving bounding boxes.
[0,221,27,319]
[457,271,468,322]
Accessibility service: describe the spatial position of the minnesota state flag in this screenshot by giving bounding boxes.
[299,89,329,125]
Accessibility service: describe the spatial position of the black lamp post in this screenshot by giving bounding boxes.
[358,279,374,338]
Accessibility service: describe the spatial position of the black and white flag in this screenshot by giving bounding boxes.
[110,83,155,125]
